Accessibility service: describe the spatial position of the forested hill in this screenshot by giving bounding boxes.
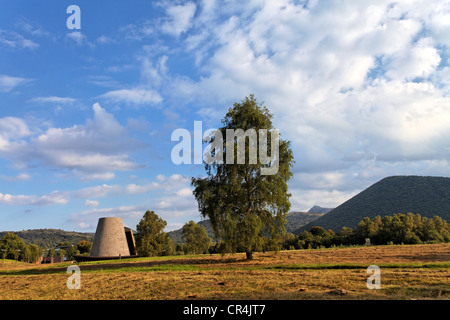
[0,229,94,248]
[297,175,450,233]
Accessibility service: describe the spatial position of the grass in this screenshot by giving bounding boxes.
[0,243,448,300]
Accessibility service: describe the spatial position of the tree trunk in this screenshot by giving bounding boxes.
[246,251,253,260]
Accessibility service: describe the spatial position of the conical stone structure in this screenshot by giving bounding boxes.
[90,217,131,257]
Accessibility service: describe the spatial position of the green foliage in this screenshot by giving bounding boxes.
[0,233,26,260]
[182,220,211,254]
[0,233,43,263]
[167,219,216,244]
[288,213,450,249]
[192,95,295,259]
[76,240,92,255]
[0,229,94,249]
[135,210,173,257]
[354,213,450,245]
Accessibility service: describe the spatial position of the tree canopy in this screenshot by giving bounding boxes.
[182,220,211,254]
[135,210,174,257]
[192,95,294,259]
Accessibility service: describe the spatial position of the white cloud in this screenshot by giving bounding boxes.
[0,191,69,206]
[96,35,116,44]
[68,173,197,231]
[73,205,147,229]
[15,19,50,38]
[1,173,31,182]
[119,22,154,41]
[77,222,90,229]
[385,37,441,81]
[0,116,31,140]
[0,74,32,92]
[0,103,141,180]
[135,0,450,207]
[99,88,162,106]
[29,96,77,104]
[65,31,93,47]
[0,29,39,49]
[161,2,197,37]
[84,199,100,207]
[80,206,145,218]
[75,184,122,199]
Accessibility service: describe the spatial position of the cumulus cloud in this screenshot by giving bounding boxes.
[160,2,197,37]
[133,0,450,209]
[0,103,142,180]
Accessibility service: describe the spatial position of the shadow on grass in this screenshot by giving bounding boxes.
[0,256,248,276]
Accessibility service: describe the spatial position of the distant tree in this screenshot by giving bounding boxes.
[76,240,92,255]
[309,226,329,237]
[182,221,211,254]
[280,233,297,250]
[28,244,43,263]
[0,233,26,260]
[162,236,176,256]
[22,246,32,263]
[58,249,66,262]
[335,227,356,245]
[49,248,56,264]
[297,231,316,249]
[135,210,171,257]
[356,216,382,243]
[192,95,295,260]
[65,245,77,261]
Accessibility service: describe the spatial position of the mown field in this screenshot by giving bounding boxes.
[0,243,449,300]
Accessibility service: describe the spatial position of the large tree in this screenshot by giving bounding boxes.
[192,95,294,259]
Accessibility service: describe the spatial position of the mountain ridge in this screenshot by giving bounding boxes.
[297,175,450,233]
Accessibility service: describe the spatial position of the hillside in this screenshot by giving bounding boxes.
[307,206,333,214]
[167,210,324,244]
[297,175,450,233]
[0,229,94,248]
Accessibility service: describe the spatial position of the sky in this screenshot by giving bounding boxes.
[1,0,450,233]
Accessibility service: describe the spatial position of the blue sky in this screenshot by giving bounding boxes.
[1,0,450,233]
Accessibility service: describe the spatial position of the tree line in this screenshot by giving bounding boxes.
[282,213,450,250]
[1,211,449,264]
[0,232,93,264]
[134,211,450,257]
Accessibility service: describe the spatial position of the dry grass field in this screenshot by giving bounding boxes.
[0,243,449,300]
